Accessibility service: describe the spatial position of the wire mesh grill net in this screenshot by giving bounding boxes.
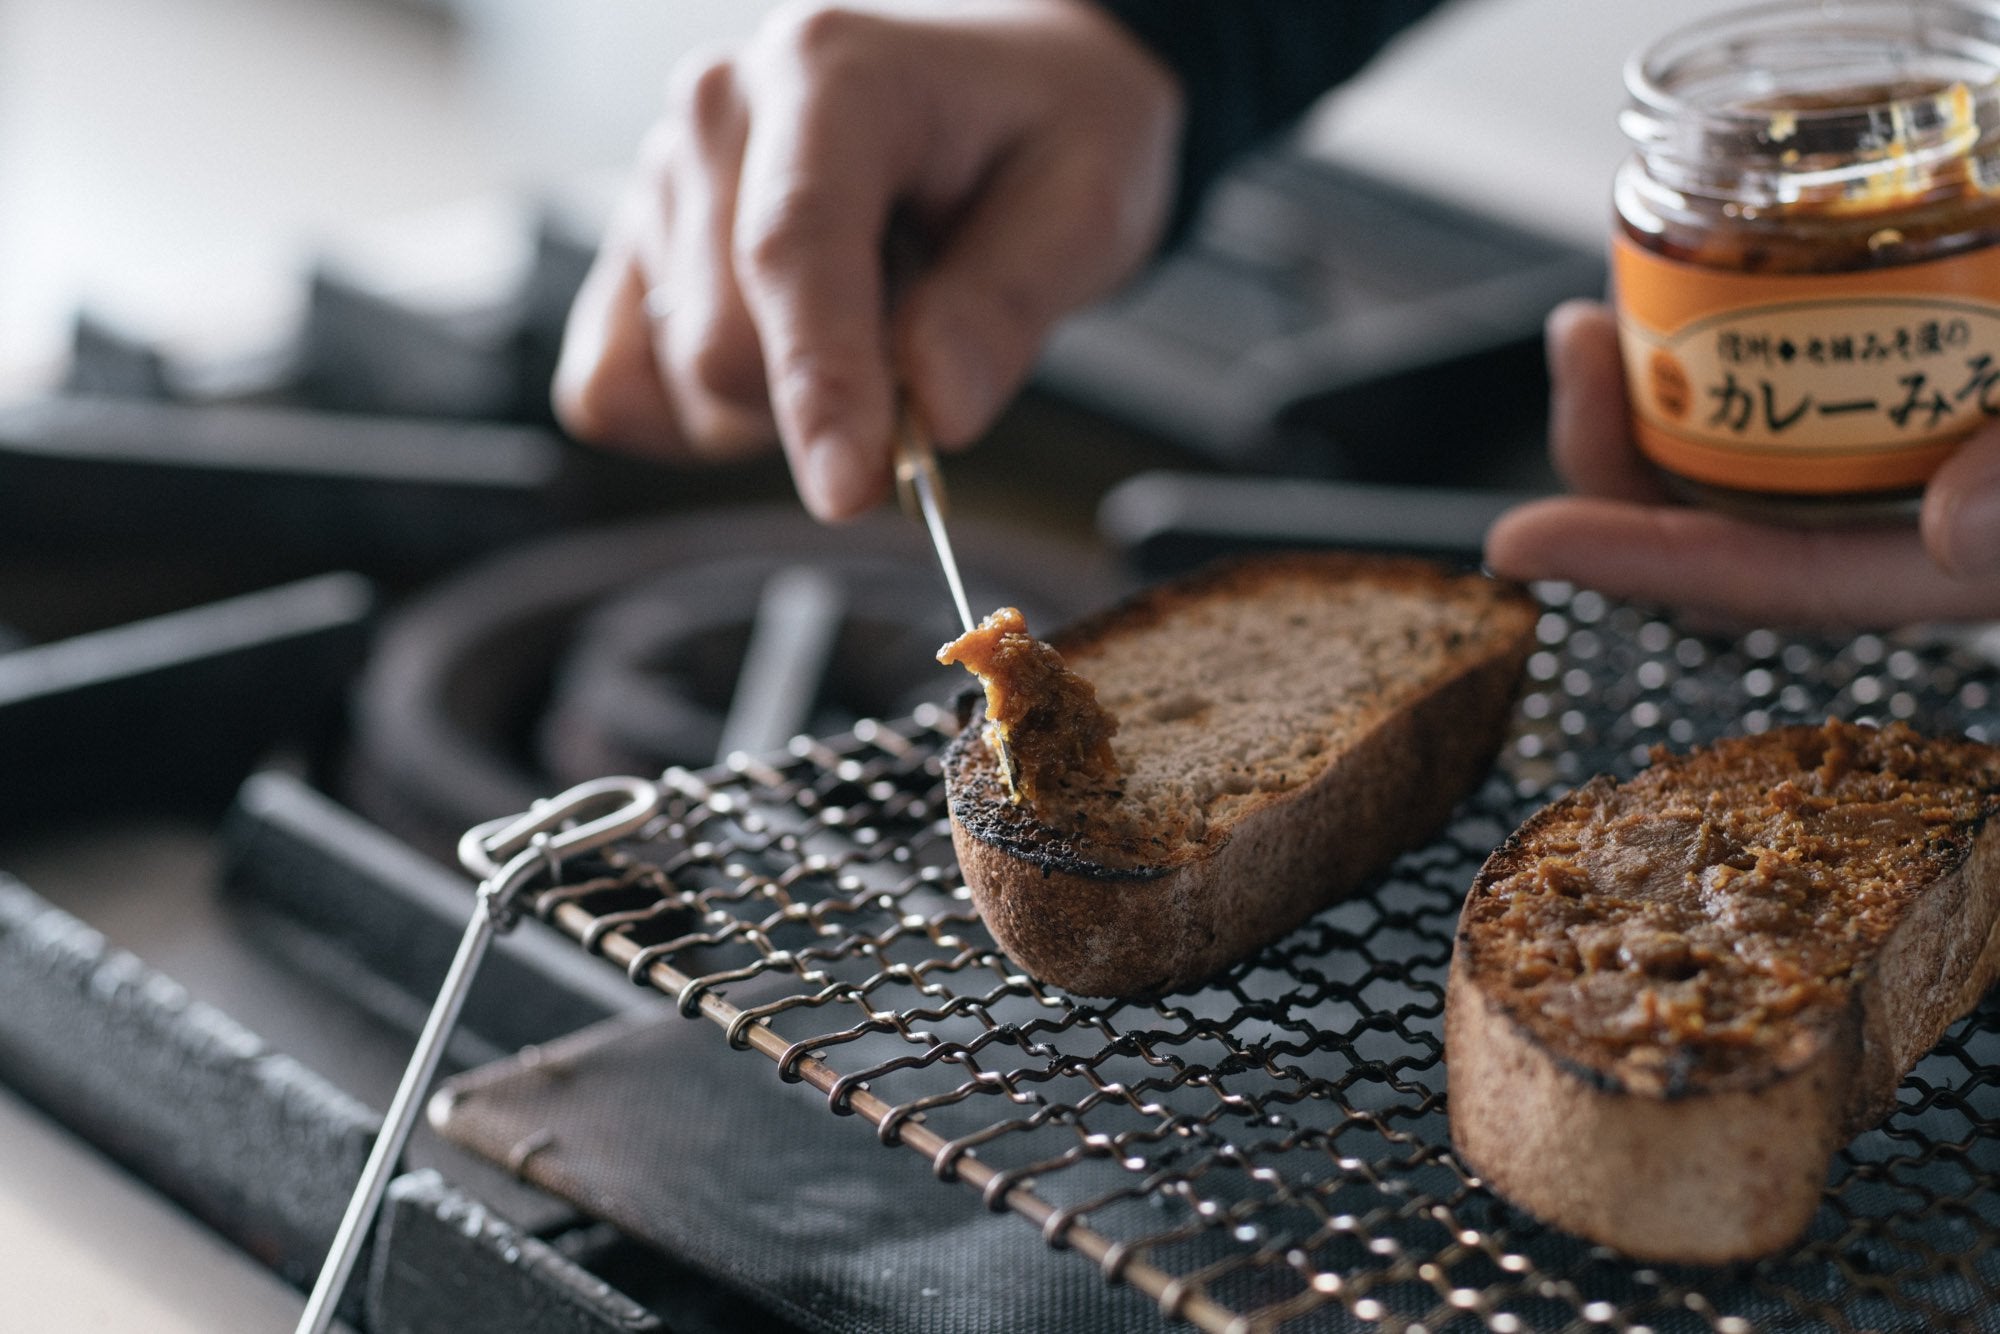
[525,584,2000,1334]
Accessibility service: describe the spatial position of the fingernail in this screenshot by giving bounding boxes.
[800,436,882,522]
[920,318,997,440]
[798,438,844,521]
[1946,485,2000,577]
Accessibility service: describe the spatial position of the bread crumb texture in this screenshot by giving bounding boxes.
[1461,719,2000,1095]
[1007,564,1514,857]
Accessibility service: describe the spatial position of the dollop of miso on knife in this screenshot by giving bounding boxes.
[939,607,1120,805]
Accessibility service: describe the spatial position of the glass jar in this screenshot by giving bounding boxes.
[1614,0,2000,523]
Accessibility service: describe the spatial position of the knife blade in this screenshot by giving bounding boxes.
[892,400,975,634]
[893,399,1022,795]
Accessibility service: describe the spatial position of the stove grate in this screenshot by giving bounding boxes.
[517,584,2000,1333]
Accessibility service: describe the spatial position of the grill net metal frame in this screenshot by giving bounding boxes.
[520,585,2000,1333]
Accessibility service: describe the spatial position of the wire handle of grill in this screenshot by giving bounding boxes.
[293,775,660,1334]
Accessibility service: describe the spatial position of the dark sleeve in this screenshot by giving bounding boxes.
[1091,0,1458,240]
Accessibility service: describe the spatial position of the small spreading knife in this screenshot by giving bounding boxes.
[892,400,975,633]
[892,400,1020,793]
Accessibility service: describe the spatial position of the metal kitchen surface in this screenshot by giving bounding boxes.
[456,583,2000,1334]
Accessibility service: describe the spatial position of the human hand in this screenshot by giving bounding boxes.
[552,0,1182,521]
[1484,299,2000,627]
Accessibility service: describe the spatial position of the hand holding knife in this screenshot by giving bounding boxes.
[893,397,1026,795]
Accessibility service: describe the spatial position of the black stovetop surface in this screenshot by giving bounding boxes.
[0,147,1576,1334]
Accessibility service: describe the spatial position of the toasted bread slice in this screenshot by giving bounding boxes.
[942,552,1536,997]
[1448,720,2000,1263]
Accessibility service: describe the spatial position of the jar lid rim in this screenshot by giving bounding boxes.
[1626,0,2000,130]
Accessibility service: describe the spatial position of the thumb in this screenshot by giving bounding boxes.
[895,148,1167,446]
[1920,420,2000,578]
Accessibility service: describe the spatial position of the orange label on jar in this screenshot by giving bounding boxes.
[1613,233,2000,493]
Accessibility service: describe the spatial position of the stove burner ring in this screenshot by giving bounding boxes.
[344,506,1121,857]
[536,554,968,787]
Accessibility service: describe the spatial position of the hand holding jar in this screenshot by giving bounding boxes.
[551,0,1180,523]
[1489,1,2000,626]
[1489,298,2000,626]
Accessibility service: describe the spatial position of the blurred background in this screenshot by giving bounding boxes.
[0,2,1750,1332]
[0,0,1738,399]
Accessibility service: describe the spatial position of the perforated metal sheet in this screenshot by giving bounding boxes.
[521,584,2000,1333]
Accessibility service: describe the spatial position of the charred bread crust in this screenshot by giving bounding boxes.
[1446,950,1857,1264]
[944,552,1536,997]
[1447,721,2000,1263]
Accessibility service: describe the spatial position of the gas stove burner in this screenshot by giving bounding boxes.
[538,553,974,787]
[344,505,1124,858]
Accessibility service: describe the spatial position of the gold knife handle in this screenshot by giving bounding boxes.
[892,397,946,522]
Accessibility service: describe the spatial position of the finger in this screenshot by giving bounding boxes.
[897,135,1173,448]
[1486,494,2000,627]
[1922,419,2000,578]
[638,52,776,458]
[732,16,910,521]
[551,218,682,453]
[1546,299,1671,503]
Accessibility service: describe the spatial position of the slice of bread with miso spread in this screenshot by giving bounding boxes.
[1448,720,2000,1262]
[939,551,1536,997]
